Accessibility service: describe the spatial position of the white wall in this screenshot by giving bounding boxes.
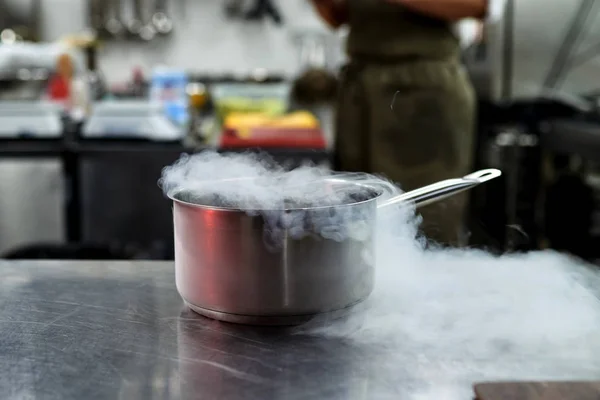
[38,0,600,98]
[510,0,600,98]
[39,0,345,84]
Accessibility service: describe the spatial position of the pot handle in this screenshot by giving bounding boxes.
[462,168,502,183]
[377,168,502,210]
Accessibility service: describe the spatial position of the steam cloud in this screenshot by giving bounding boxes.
[161,151,600,399]
[160,151,414,248]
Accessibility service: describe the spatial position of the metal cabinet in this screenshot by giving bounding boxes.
[79,150,182,258]
[0,159,65,254]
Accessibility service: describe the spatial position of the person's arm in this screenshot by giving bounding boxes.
[386,0,487,21]
[309,0,349,29]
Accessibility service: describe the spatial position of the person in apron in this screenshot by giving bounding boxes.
[311,0,489,246]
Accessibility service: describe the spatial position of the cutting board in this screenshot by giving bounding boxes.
[474,381,600,400]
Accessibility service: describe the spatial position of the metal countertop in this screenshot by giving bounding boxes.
[1,260,600,400]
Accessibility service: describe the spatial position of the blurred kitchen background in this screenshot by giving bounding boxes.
[1,0,600,262]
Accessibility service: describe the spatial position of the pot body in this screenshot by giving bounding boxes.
[172,199,377,325]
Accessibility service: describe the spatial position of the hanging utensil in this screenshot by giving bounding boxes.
[89,0,107,33]
[127,0,144,35]
[128,0,157,41]
[151,0,173,35]
[104,0,124,37]
[245,0,283,25]
[224,0,245,19]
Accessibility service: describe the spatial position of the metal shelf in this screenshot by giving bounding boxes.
[0,138,63,157]
[0,136,331,158]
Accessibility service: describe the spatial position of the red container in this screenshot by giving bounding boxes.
[219,127,327,149]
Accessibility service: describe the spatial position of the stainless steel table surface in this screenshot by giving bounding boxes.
[1,260,600,400]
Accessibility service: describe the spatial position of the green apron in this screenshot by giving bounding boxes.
[335,0,476,246]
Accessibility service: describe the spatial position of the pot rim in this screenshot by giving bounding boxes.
[167,177,387,213]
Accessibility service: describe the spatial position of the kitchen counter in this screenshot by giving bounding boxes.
[1,260,600,400]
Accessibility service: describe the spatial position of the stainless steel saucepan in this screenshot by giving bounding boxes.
[169,168,501,325]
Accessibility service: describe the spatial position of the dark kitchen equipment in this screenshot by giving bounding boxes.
[168,168,501,325]
[539,118,600,259]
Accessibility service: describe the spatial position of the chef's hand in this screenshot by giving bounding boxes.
[312,0,346,5]
[382,0,487,20]
[309,0,348,28]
